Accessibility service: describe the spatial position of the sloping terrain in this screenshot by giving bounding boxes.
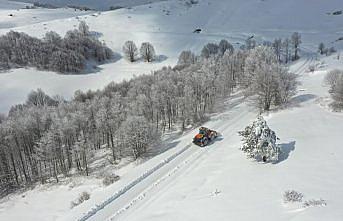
[2,54,342,221]
[0,0,90,29]
[1,0,342,114]
[0,1,343,221]
[10,0,167,10]
[114,55,343,221]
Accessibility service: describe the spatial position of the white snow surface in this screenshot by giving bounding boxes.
[0,0,343,221]
[1,54,343,221]
[1,0,343,114]
[10,0,167,10]
[0,1,91,29]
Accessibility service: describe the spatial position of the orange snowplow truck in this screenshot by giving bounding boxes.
[193,127,218,147]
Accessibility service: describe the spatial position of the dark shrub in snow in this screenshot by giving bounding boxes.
[283,190,303,203]
[71,191,90,208]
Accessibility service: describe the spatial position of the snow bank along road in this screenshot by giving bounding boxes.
[71,92,255,221]
[73,56,314,221]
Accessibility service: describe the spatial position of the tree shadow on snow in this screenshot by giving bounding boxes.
[90,31,103,39]
[289,94,317,107]
[143,140,181,159]
[153,55,168,63]
[273,141,296,164]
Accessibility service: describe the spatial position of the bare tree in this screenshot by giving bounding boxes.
[245,38,256,50]
[177,50,197,66]
[123,41,138,62]
[325,70,343,110]
[273,38,282,63]
[291,32,301,60]
[283,38,291,64]
[78,21,90,36]
[140,42,155,62]
[201,43,219,58]
[325,69,343,89]
[219,39,234,56]
[318,42,325,55]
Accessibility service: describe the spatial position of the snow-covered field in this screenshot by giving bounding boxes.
[1,0,343,221]
[1,0,343,114]
[10,0,167,10]
[0,1,91,29]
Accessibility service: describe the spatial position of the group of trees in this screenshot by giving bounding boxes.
[199,33,302,65]
[244,32,302,64]
[268,32,302,63]
[0,38,298,196]
[123,41,156,62]
[200,39,234,58]
[318,42,336,56]
[325,69,343,110]
[0,21,112,73]
[243,46,298,111]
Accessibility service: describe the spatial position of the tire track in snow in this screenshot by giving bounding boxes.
[107,144,209,220]
[109,101,253,221]
[78,144,194,221]
[79,47,315,221]
[109,56,316,221]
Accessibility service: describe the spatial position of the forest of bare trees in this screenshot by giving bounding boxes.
[0,38,298,197]
[0,21,112,73]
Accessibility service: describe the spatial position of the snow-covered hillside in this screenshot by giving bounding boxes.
[1,54,343,221]
[1,0,343,114]
[10,0,167,10]
[114,55,343,221]
[0,0,343,221]
[0,1,90,29]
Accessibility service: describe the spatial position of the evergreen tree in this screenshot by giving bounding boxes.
[239,116,280,162]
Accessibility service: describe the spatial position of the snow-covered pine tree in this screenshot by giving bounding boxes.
[239,116,280,162]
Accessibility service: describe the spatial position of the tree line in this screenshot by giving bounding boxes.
[0,21,112,73]
[325,69,343,110]
[0,38,298,197]
[244,32,302,64]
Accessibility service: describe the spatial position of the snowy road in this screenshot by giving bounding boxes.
[75,56,313,221]
[1,0,343,220]
[114,57,343,221]
[75,92,255,221]
[73,56,327,221]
